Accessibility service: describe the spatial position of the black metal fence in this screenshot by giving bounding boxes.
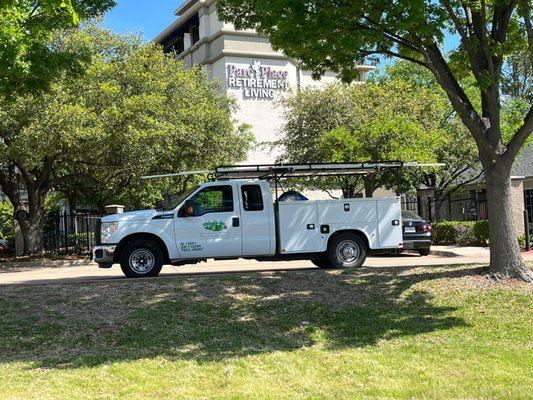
[401,195,488,223]
[43,212,101,255]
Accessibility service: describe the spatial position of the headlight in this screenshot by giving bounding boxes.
[101,222,119,243]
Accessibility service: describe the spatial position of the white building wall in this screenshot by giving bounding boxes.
[156,0,373,166]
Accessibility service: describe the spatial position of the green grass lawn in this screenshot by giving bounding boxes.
[0,263,532,399]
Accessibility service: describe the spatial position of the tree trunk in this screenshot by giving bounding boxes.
[485,166,533,281]
[17,211,45,256]
[363,175,375,198]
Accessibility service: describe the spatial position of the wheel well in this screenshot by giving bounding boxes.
[327,229,370,251]
[114,233,170,264]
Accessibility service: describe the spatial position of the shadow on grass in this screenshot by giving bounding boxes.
[0,264,481,369]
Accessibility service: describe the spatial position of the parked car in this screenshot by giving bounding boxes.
[401,210,432,256]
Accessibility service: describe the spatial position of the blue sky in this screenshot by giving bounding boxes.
[103,0,184,41]
[102,1,458,70]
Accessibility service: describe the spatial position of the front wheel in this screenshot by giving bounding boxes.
[327,233,367,268]
[120,239,163,278]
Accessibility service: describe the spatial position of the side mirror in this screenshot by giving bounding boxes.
[179,200,195,217]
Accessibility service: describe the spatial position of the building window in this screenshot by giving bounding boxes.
[190,24,199,45]
[241,185,264,211]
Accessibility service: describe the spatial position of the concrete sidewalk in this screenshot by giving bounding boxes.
[2,245,528,286]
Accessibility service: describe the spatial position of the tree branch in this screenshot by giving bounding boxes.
[440,0,478,68]
[519,0,533,67]
[505,105,533,162]
[362,15,423,53]
[415,38,488,152]
[440,170,484,198]
[382,49,429,67]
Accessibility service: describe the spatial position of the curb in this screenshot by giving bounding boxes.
[428,249,462,257]
[0,258,94,271]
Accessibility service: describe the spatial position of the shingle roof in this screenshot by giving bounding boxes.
[513,142,533,177]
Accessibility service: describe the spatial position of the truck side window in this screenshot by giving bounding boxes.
[190,186,234,216]
[241,185,264,211]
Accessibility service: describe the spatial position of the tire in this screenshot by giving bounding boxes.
[327,233,367,268]
[311,258,333,269]
[120,239,164,278]
[418,248,431,256]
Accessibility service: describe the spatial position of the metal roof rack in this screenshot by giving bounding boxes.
[211,161,443,181]
[143,161,444,181]
[142,161,444,198]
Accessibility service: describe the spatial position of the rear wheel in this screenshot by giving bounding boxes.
[327,233,367,268]
[418,248,431,256]
[120,239,163,278]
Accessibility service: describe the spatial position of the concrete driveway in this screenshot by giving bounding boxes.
[2,246,526,286]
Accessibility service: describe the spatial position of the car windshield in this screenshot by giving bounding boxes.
[163,185,200,211]
[401,210,424,221]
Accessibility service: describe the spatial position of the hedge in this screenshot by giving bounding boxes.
[0,201,15,252]
[431,220,526,247]
[432,220,489,246]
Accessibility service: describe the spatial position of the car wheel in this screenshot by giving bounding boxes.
[327,233,367,268]
[418,248,431,256]
[120,239,163,278]
[311,258,333,269]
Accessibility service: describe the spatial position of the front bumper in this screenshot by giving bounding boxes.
[93,245,116,267]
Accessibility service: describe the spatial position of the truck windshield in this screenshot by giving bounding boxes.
[163,185,199,211]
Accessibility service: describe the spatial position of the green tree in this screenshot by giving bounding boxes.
[218,0,533,281]
[379,61,482,215]
[0,26,253,255]
[277,81,445,197]
[0,200,14,243]
[0,0,115,96]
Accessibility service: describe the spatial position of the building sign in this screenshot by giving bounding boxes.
[227,60,288,100]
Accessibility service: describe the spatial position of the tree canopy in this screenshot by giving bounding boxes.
[0,0,115,96]
[276,80,447,197]
[0,25,253,254]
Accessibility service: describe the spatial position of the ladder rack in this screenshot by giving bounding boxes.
[211,161,443,181]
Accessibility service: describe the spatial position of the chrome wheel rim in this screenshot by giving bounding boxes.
[336,240,359,263]
[129,249,155,274]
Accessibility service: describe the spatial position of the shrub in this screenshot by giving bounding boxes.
[432,221,459,245]
[454,222,476,246]
[518,234,526,249]
[0,201,15,254]
[67,232,95,254]
[433,220,525,247]
[473,220,490,245]
[433,220,488,246]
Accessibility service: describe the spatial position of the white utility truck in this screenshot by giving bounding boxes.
[93,163,423,278]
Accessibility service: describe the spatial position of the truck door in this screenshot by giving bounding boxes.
[377,198,403,248]
[239,183,273,256]
[174,183,242,258]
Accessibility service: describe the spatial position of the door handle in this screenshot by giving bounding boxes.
[232,217,240,227]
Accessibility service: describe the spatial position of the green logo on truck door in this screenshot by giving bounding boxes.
[203,221,227,231]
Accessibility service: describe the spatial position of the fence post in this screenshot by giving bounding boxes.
[427,197,433,222]
[525,210,530,252]
[85,213,90,254]
[63,210,69,254]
